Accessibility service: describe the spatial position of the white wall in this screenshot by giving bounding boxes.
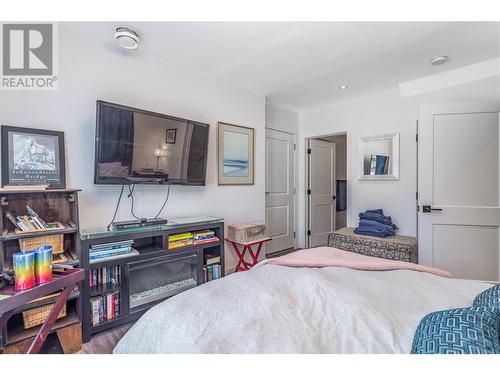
[0,25,266,271]
[265,102,299,135]
[297,75,500,248]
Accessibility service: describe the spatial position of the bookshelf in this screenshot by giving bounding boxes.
[0,189,82,351]
[80,217,224,342]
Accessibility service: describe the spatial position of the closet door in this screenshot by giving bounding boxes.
[265,129,295,253]
[308,139,336,247]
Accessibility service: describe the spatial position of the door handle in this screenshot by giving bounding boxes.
[422,205,443,213]
[332,195,336,200]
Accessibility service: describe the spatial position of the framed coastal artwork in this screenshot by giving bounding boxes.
[1,126,66,188]
[217,122,254,185]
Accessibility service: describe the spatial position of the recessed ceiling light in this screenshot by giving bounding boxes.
[430,56,448,66]
[114,27,139,50]
[338,85,348,90]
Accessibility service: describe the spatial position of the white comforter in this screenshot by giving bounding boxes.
[113,264,490,354]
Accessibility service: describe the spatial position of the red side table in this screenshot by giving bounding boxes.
[225,237,272,272]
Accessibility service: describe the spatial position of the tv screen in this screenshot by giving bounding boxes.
[94,101,209,185]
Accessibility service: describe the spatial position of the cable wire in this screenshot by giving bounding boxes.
[127,183,141,220]
[107,184,125,231]
[154,183,171,219]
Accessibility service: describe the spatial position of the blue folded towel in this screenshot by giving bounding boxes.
[366,209,384,215]
[354,228,393,238]
[355,209,397,238]
[359,212,398,229]
[358,219,394,231]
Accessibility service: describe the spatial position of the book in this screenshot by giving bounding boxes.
[204,255,221,266]
[168,239,194,249]
[89,247,133,260]
[194,237,219,245]
[193,230,215,241]
[90,291,121,326]
[90,296,101,326]
[89,249,139,264]
[89,245,133,257]
[169,232,193,242]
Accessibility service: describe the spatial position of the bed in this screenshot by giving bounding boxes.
[113,247,492,354]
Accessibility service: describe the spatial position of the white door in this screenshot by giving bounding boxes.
[418,102,500,280]
[308,139,336,247]
[265,129,295,253]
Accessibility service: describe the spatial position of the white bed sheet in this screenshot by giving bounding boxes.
[114,264,490,354]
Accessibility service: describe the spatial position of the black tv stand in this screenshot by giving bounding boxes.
[80,217,225,342]
[110,218,168,230]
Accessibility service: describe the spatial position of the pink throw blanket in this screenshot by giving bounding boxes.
[257,247,452,278]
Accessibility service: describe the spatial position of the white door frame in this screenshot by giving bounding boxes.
[305,131,348,248]
[265,127,298,249]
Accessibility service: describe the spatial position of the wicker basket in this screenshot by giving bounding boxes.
[22,293,67,329]
[227,223,266,243]
[17,222,65,254]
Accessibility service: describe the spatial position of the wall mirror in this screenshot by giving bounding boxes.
[359,133,399,181]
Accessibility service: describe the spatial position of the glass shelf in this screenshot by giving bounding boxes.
[80,216,223,240]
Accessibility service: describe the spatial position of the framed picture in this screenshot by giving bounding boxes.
[166,129,177,144]
[217,122,254,185]
[1,126,66,188]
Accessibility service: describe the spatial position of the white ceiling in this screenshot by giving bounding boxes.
[64,22,500,111]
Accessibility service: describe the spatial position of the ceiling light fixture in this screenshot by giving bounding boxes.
[430,56,448,66]
[114,27,139,50]
[338,85,348,90]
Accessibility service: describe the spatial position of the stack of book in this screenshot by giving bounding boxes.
[90,291,120,326]
[193,230,219,245]
[204,264,222,282]
[168,232,194,249]
[6,205,52,231]
[89,240,135,262]
[89,265,121,287]
[203,254,222,282]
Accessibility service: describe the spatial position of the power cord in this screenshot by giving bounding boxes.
[107,184,125,231]
[127,184,141,220]
[107,183,171,231]
[154,183,171,219]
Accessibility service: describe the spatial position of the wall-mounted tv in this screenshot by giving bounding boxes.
[94,101,209,185]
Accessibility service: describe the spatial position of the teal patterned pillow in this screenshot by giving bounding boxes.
[411,306,500,354]
[473,285,500,309]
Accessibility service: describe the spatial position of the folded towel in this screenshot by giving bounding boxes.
[354,228,393,238]
[365,209,384,215]
[356,219,395,238]
[359,213,398,229]
[358,219,394,232]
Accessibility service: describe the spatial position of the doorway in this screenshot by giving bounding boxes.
[305,132,348,248]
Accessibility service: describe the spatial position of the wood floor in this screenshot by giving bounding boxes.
[78,323,133,354]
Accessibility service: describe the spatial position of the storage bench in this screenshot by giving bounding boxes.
[327,227,418,263]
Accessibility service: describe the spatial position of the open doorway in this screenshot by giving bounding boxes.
[305,132,347,248]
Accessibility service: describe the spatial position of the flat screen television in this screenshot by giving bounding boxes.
[94,101,209,185]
